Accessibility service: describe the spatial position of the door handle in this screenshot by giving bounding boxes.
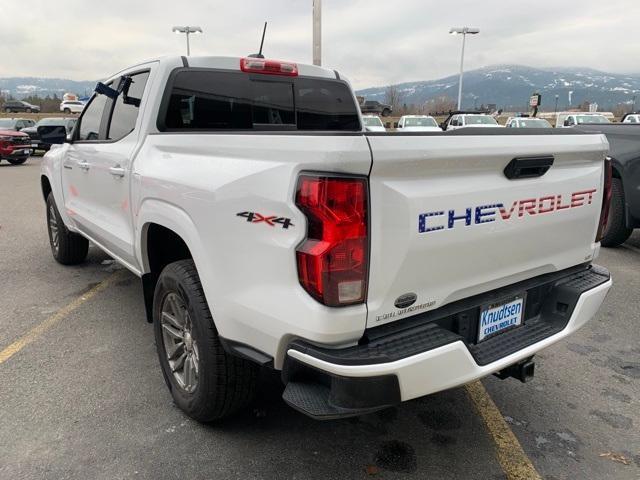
[109,166,126,178]
[77,161,91,171]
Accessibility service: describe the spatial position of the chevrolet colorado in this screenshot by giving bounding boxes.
[39,56,613,422]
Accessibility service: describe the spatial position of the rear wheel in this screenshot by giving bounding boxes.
[6,158,27,165]
[382,108,391,117]
[63,108,71,114]
[153,260,258,422]
[46,193,89,264]
[601,178,633,247]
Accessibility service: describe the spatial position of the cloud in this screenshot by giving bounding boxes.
[0,0,637,89]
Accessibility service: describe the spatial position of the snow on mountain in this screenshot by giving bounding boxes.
[357,65,640,110]
[0,77,97,99]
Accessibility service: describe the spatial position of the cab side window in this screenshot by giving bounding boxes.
[77,94,109,141]
[107,72,150,141]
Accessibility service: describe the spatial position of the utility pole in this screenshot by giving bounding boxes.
[313,0,322,66]
[554,94,559,114]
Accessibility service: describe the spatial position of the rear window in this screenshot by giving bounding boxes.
[160,69,360,131]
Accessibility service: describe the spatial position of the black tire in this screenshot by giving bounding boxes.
[46,193,89,264]
[601,178,633,247]
[4,108,11,113]
[153,260,258,422]
[381,108,391,117]
[63,108,71,114]
[7,158,27,165]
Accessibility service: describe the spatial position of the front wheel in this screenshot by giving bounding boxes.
[381,108,391,117]
[4,108,11,113]
[601,178,633,247]
[63,108,71,114]
[153,260,258,422]
[46,193,89,264]
[6,158,27,165]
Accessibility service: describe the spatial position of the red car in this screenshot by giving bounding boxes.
[0,129,32,165]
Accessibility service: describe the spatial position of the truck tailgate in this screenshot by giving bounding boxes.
[366,132,608,328]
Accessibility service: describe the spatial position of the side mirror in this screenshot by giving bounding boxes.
[563,119,570,127]
[38,125,68,145]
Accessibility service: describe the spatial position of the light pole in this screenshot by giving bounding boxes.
[449,27,479,110]
[554,94,559,114]
[313,0,322,66]
[172,26,203,56]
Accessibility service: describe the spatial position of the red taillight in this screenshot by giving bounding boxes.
[596,157,613,242]
[295,174,369,307]
[240,57,298,76]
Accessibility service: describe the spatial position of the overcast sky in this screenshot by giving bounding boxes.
[0,0,637,89]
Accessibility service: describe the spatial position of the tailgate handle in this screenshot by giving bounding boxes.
[504,156,554,180]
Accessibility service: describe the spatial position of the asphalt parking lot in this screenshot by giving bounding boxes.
[1,157,638,480]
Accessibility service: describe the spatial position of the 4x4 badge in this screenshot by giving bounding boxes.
[236,211,294,229]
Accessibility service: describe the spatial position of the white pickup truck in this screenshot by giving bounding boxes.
[39,56,613,422]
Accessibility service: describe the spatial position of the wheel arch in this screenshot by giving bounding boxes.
[41,175,52,203]
[137,200,207,323]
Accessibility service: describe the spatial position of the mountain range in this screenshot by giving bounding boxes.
[0,77,96,100]
[356,65,640,111]
[1,65,639,111]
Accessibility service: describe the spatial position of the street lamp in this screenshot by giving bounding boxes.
[554,94,559,114]
[172,26,203,56]
[449,27,480,110]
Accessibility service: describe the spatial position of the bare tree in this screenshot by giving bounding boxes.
[384,85,404,111]
[423,95,457,115]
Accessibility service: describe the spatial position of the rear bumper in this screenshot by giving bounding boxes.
[283,265,611,419]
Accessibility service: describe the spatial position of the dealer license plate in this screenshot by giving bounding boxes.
[478,295,524,342]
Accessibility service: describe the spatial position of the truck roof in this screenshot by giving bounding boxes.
[109,55,340,82]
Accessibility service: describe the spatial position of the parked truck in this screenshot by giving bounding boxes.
[39,56,613,422]
[577,123,640,246]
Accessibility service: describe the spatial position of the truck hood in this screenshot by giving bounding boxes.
[0,129,28,137]
[402,126,442,132]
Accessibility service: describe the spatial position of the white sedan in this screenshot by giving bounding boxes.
[397,115,441,132]
[362,115,386,132]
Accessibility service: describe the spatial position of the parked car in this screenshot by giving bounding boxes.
[60,100,85,114]
[0,118,36,131]
[556,113,610,128]
[23,117,76,151]
[396,115,441,132]
[40,55,611,423]
[442,112,501,130]
[362,115,386,132]
[505,117,552,129]
[0,129,32,164]
[2,100,41,113]
[360,100,392,116]
[577,123,640,247]
[621,113,640,124]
